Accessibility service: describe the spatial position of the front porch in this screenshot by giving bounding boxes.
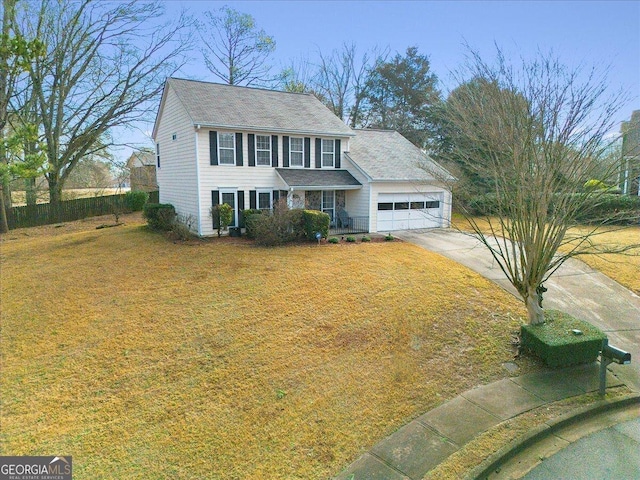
[275,168,368,233]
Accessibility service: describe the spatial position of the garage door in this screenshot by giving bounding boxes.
[377,193,443,231]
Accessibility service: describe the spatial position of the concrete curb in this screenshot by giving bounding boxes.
[465,393,640,480]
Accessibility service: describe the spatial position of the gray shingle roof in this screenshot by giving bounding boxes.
[275,169,362,189]
[347,129,452,181]
[166,78,353,137]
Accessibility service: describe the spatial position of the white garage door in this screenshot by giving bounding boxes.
[377,192,444,231]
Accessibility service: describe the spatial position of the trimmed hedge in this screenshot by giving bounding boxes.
[521,310,607,367]
[242,209,263,239]
[466,192,640,225]
[124,191,149,212]
[302,210,330,240]
[143,203,176,231]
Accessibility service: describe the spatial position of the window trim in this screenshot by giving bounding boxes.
[256,189,273,211]
[156,143,160,168]
[289,136,304,168]
[217,132,236,165]
[321,139,335,168]
[255,134,272,167]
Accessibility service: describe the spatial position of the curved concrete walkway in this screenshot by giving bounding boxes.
[396,228,640,391]
[334,228,640,480]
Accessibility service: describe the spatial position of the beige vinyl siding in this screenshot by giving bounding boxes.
[341,155,370,218]
[197,130,288,236]
[155,85,198,227]
[369,182,452,232]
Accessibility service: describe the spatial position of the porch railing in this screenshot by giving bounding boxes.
[330,216,369,235]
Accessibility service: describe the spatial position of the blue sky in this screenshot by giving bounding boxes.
[127,0,639,156]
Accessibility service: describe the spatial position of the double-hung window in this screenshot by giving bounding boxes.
[257,190,272,211]
[256,135,271,166]
[218,133,235,165]
[321,139,335,167]
[290,137,304,167]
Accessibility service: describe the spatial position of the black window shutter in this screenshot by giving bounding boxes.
[315,138,321,168]
[210,131,218,165]
[238,190,245,211]
[235,133,243,166]
[211,190,220,228]
[335,139,341,168]
[248,134,255,167]
[273,190,280,204]
[304,137,311,168]
[249,190,257,209]
[237,190,245,226]
[280,190,288,202]
[283,136,289,167]
[271,135,279,167]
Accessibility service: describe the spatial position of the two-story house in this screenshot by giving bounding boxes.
[152,78,452,236]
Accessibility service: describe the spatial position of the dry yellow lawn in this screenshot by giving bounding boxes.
[452,214,640,295]
[1,215,534,479]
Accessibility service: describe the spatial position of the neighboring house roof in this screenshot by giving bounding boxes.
[347,129,453,182]
[275,169,362,190]
[155,78,354,138]
[127,151,155,169]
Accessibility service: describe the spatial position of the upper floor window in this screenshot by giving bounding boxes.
[156,143,160,168]
[321,139,335,167]
[256,135,271,166]
[218,132,235,165]
[290,137,304,167]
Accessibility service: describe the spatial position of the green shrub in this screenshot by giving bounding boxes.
[583,179,608,191]
[346,236,356,243]
[124,190,149,212]
[210,203,234,237]
[467,192,639,225]
[328,237,339,244]
[520,310,607,367]
[143,203,176,231]
[243,210,263,239]
[361,235,371,242]
[571,193,640,225]
[385,233,394,241]
[467,193,500,216]
[302,210,330,240]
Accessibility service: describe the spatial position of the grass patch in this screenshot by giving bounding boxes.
[1,215,535,479]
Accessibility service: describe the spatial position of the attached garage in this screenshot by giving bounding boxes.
[377,192,444,231]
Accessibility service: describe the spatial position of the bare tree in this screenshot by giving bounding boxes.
[432,48,637,325]
[199,6,275,86]
[13,0,192,205]
[311,43,386,126]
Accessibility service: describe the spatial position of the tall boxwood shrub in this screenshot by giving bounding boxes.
[143,203,176,230]
[302,210,330,240]
[242,209,263,239]
[124,191,149,212]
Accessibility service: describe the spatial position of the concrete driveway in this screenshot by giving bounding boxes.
[395,228,640,391]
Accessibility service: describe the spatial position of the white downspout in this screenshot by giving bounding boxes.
[195,127,202,236]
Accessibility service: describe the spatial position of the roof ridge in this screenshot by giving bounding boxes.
[168,77,314,97]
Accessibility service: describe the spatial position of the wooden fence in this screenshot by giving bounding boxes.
[6,191,159,229]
